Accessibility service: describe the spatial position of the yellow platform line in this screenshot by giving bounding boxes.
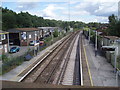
[83,44,93,86]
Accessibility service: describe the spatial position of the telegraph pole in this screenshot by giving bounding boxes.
[95,30,97,56]
[89,29,91,43]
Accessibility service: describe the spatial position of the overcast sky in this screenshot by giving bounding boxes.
[2,0,119,23]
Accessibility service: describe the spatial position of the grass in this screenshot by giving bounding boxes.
[1,56,24,75]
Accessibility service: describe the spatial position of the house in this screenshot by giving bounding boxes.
[0,30,9,55]
[38,27,59,38]
[8,28,40,46]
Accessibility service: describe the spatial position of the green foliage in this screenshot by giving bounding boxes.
[2,54,9,63]
[53,29,59,37]
[1,56,24,75]
[108,14,120,37]
[44,36,52,43]
[87,22,100,28]
[84,27,89,31]
[2,7,86,31]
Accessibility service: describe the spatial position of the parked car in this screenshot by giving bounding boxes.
[29,40,39,46]
[39,38,44,46]
[10,46,20,53]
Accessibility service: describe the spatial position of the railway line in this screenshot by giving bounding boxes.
[15,31,92,86]
[18,31,81,84]
[2,30,117,88]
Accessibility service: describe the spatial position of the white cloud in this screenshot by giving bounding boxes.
[84,0,119,2]
[74,2,118,17]
[16,2,38,11]
[63,10,90,16]
[42,4,57,18]
[28,11,43,17]
[2,0,119,23]
[42,4,66,18]
[3,0,69,2]
[93,2,118,16]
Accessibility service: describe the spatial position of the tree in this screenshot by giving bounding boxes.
[2,7,86,31]
[53,29,59,37]
[108,14,120,36]
[2,12,17,30]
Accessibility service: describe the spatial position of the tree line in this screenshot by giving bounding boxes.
[1,7,120,37]
[108,14,120,37]
[2,7,85,31]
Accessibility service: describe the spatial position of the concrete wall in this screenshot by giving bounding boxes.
[0,44,8,55]
[103,38,109,46]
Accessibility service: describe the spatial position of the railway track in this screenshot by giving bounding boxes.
[54,32,79,85]
[73,32,81,85]
[2,30,93,87]
[18,31,79,84]
[17,30,92,86]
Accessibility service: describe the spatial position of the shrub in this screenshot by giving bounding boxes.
[53,29,59,37]
[2,54,9,63]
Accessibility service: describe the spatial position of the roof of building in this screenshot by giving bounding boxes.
[103,36,120,40]
[8,28,39,33]
[38,27,58,29]
[0,30,9,34]
[16,28,39,31]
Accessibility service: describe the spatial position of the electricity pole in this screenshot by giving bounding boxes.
[89,29,91,43]
[95,30,97,56]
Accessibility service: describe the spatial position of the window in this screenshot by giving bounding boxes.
[21,32,27,40]
[1,34,6,40]
[29,35,31,39]
[0,45,3,49]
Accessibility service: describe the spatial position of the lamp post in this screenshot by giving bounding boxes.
[88,29,91,43]
[114,47,117,73]
[34,31,37,56]
[95,30,98,56]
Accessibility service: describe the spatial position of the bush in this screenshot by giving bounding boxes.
[53,29,59,37]
[1,56,24,75]
[2,54,9,63]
